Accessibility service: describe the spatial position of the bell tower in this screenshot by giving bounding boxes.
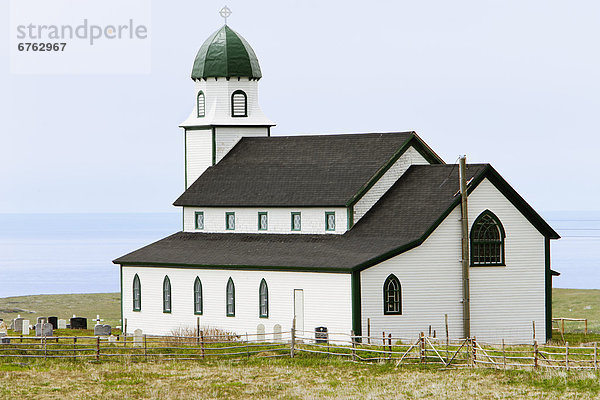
[180,21,275,188]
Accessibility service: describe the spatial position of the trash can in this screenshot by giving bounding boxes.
[315,327,328,344]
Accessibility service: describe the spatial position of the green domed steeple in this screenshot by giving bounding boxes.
[191,25,262,80]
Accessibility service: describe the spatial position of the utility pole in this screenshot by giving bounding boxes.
[460,156,471,338]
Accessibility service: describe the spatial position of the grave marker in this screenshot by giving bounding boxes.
[133,329,143,347]
[22,320,30,335]
[94,324,111,336]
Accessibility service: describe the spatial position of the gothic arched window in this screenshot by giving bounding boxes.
[470,210,506,266]
[383,274,402,315]
[231,90,247,117]
[259,279,268,318]
[132,274,141,311]
[226,277,235,316]
[194,277,203,315]
[163,276,172,313]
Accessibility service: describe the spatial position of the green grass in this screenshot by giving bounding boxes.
[0,357,597,399]
[0,293,121,328]
[552,289,600,333]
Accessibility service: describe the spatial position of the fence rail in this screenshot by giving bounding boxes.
[0,329,597,371]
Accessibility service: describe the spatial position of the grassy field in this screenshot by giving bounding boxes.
[0,289,598,399]
[0,293,121,328]
[552,288,600,333]
[0,358,598,399]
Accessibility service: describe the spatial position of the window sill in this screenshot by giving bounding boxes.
[163,311,172,314]
[194,312,203,316]
[470,263,506,268]
[226,314,235,317]
[383,312,402,316]
[133,309,141,312]
[259,315,269,319]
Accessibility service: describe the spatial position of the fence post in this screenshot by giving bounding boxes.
[445,314,449,364]
[594,342,597,371]
[200,330,205,359]
[502,339,506,369]
[196,317,200,345]
[534,340,538,368]
[290,317,296,358]
[367,318,371,345]
[73,337,77,361]
[96,336,100,361]
[565,342,569,371]
[351,330,356,361]
[44,336,47,361]
[246,332,250,359]
[144,334,147,360]
[474,336,478,366]
[419,332,425,363]
[123,318,127,347]
[532,320,536,341]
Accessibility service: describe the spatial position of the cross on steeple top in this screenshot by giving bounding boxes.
[219,6,232,25]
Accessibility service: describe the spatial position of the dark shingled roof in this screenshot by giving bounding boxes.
[174,132,442,207]
[115,164,495,271]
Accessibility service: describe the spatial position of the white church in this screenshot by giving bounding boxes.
[114,23,560,344]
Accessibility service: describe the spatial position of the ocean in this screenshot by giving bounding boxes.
[0,211,598,297]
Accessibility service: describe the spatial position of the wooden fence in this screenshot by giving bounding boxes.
[0,328,597,371]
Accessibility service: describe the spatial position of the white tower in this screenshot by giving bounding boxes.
[180,25,275,188]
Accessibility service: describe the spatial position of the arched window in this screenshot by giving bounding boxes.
[132,274,141,311]
[259,279,268,318]
[231,90,247,117]
[470,210,505,266]
[197,91,205,117]
[226,277,235,316]
[163,276,171,313]
[383,274,402,315]
[194,277,203,315]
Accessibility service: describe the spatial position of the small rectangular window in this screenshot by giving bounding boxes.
[226,212,235,230]
[325,212,335,231]
[195,211,204,230]
[258,212,268,231]
[291,212,301,231]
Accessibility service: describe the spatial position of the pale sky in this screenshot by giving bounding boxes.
[1,0,599,214]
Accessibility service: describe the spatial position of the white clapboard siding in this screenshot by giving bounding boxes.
[185,128,212,187]
[467,179,545,344]
[122,267,352,340]
[361,177,546,344]
[353,146,429,223]
[184,207,347,234]
[215,126,269,164]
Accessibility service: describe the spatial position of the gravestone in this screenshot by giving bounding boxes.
[0,332,9,344]
[58,319,67,329]
[13,318,23,332]
[257,324,265,342]
[94,324,111,336]
[35,322,53,337]
[273,324,282,341]
[70,317,87,330]
[133,329,143,347]
[48,317,58,330]
[36,317,47,325]
[22,320,30,335]
[0,321,8,335]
